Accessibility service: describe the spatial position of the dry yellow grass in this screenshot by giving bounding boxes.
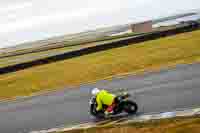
[60,116,200,133]
[0,30,200,99]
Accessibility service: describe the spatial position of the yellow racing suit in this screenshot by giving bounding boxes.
[96,90,116,111]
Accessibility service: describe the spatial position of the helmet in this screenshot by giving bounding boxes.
[91,88,100,95]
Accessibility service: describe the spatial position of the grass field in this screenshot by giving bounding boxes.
[59,116,200,133]
[0,32,139,68]
[0,46,73,68]
[0,30,200,99]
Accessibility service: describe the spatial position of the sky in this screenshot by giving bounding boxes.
[0,0,200,48]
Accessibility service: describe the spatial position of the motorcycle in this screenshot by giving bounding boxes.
[89,91,138,119]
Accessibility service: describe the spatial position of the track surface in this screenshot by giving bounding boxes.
[1,63,200,133]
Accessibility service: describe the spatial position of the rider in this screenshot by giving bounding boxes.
[91,88,116,116]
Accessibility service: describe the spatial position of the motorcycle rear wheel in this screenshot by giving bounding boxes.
[123,100,138,114]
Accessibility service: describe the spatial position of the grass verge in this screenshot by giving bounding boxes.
[0,40,113,68]
[0,30,200,99]
[0,32,139,68]
[58,116,200,133]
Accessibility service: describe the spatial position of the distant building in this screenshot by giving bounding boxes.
[131,21,153,33]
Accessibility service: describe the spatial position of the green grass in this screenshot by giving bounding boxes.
[89,32,139,43]
[0,40,108,68]
[0,32,139,68]
[0,46,73,67]
[0,30,200,99]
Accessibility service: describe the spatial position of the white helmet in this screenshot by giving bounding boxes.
[91,88,100,95]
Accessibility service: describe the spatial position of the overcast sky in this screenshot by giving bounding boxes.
[0,0,200,48]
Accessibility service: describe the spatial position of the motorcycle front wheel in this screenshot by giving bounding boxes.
[90,104,105,119]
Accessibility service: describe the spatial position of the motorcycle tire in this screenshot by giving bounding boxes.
[123,100,138,114]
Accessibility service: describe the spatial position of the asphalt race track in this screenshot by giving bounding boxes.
[0,63,200,133]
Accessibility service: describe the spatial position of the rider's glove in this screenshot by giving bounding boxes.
[104,110,109,116]
[104,110,112,117]
[104,110,113,117]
